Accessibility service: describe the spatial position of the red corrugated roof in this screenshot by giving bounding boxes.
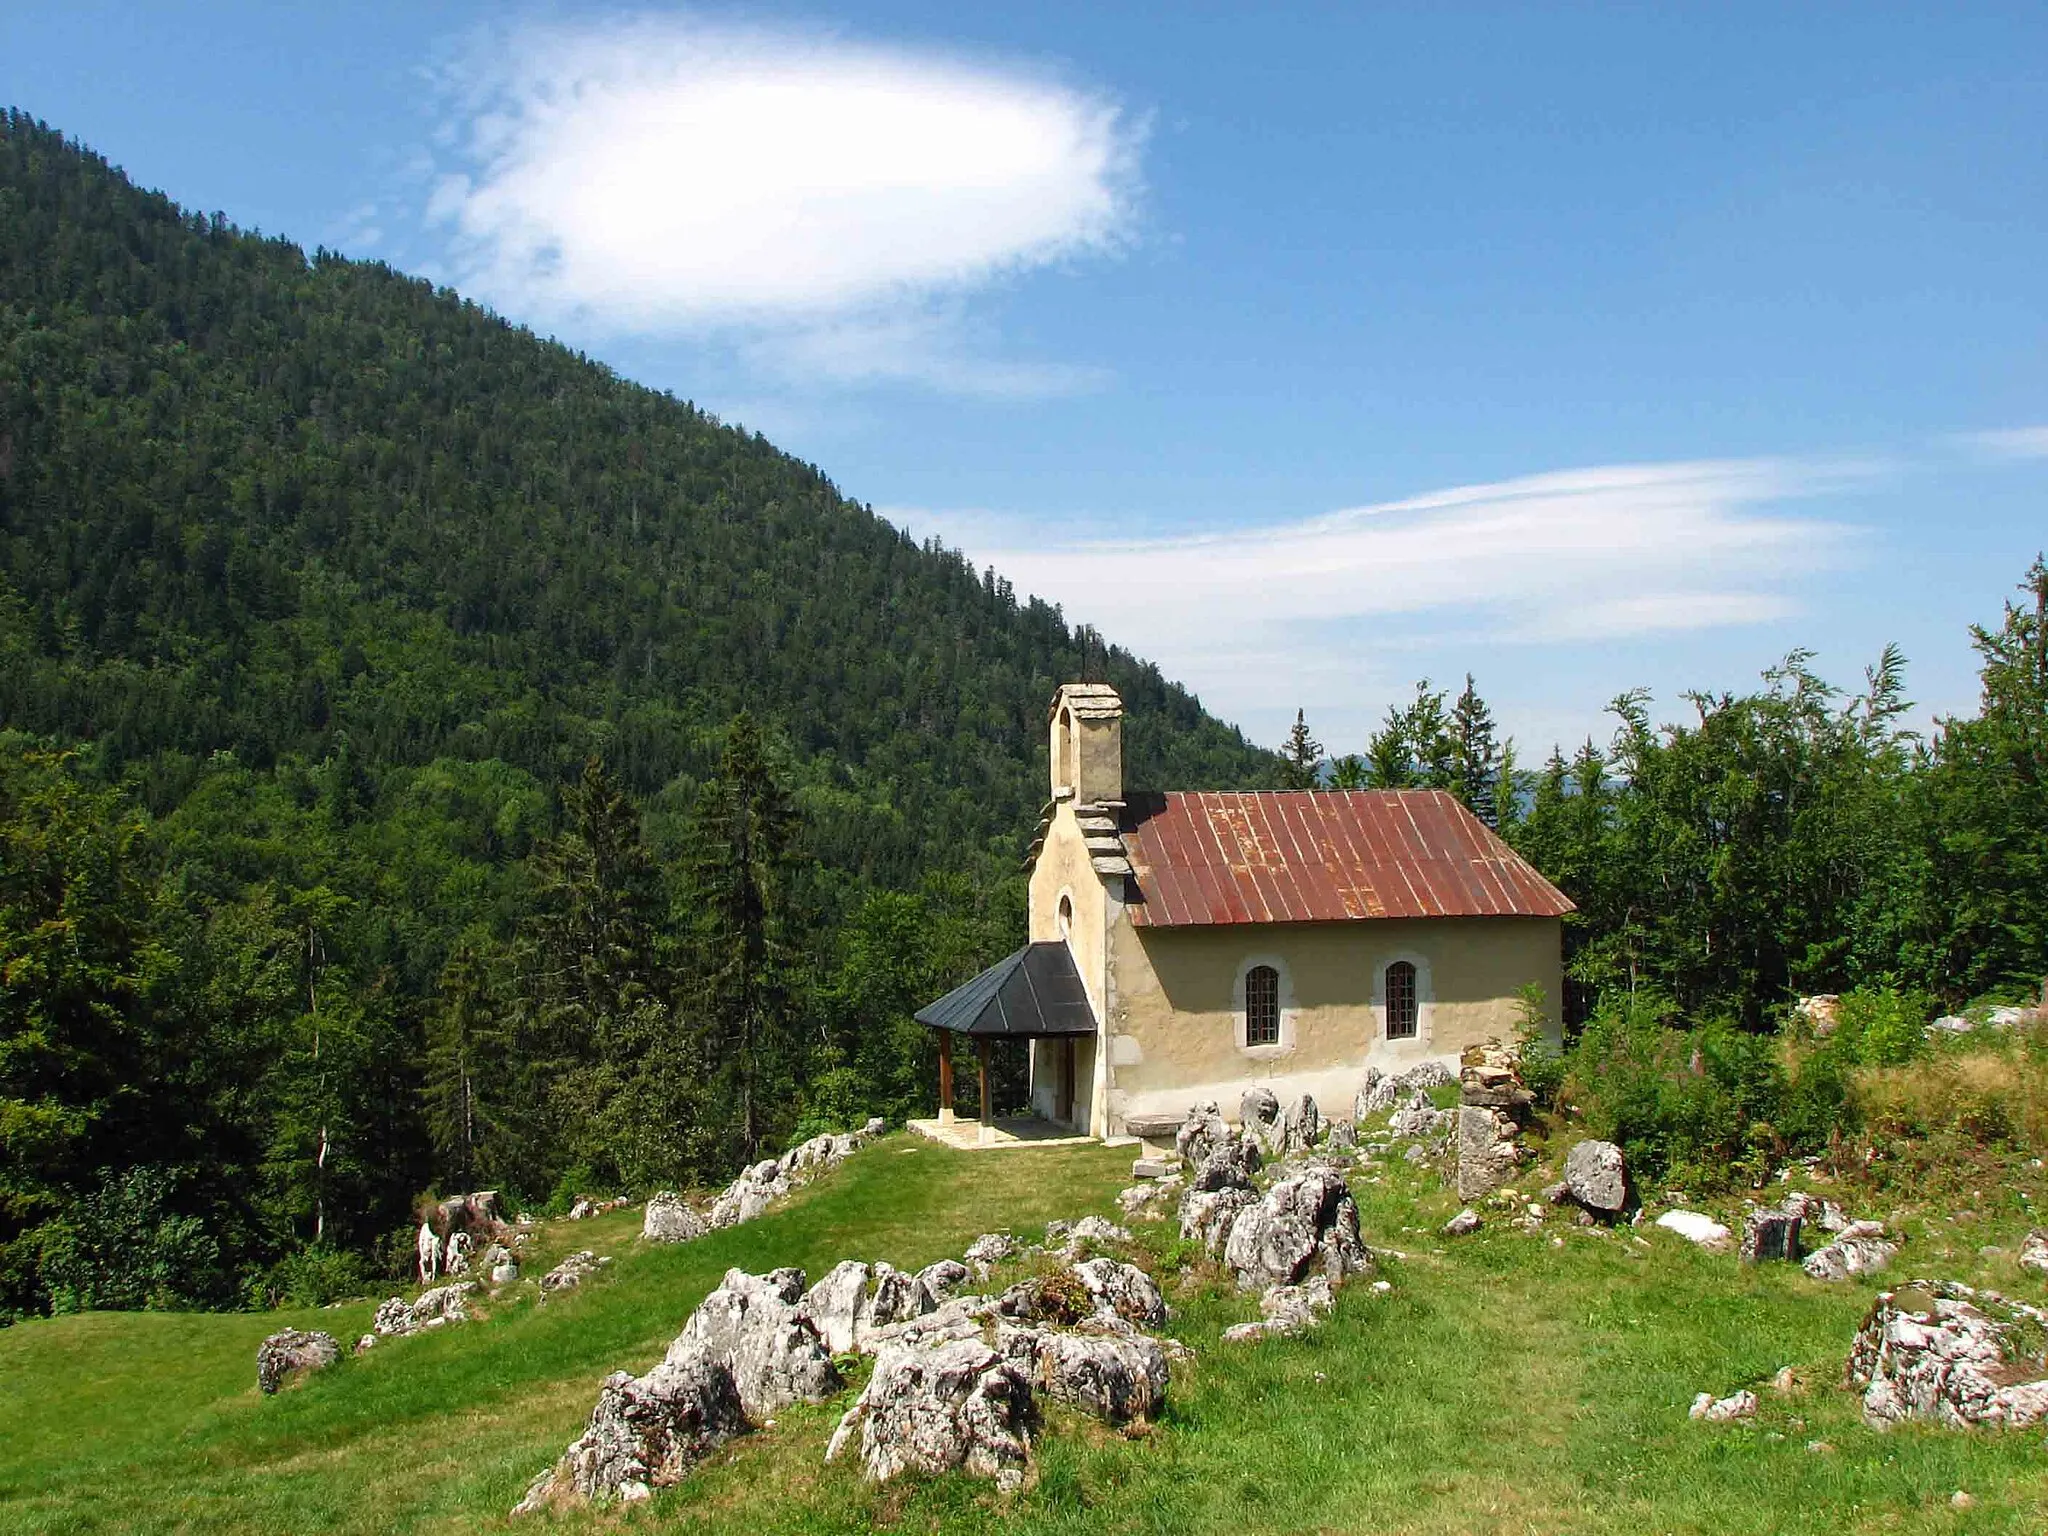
[1118,790,1573,927]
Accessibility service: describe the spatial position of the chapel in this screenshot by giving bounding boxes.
[916,683,1572,1140]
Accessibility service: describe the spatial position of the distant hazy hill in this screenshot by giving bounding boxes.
[0,109,1276,880]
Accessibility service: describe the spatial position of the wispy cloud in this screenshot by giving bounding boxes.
[889,455,1868,742]
[422,15,1139,393]
[1956,425,2048,460]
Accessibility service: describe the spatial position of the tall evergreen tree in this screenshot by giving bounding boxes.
[1279,709,1324,790]
[1450,674,1502,825]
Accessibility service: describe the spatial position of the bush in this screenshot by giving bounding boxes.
[251,1245,370,1310]
[1830,986,1935,1068]
[33,1165,229,1313]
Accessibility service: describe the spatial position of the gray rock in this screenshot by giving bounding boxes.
[1222,1275,1338,1343]
[2018,1230,2048,1276]
[1174,1100,1231,1166]
[798,1260,872,1355]
[1656,1209,1734,1253]
[1003,1325,1169,1423]
[1223,1166,1369,1291]
[1803,1232,1898,1281]
[492,1262,521,1285]
[1279,1095,1322,1156]
[1064,1215,1134,1252]
[824,1337,1035,1486]
[1072,1257,1167,1327]
[643,1192,706,1244]
[1456,1105,1521,1201]
[1190,1134,1262,1192]
[1324,1119,1358,1153]
[864,1117,888,1136]
[1239,1086,1280,1134]
[1847,1283,2048,1430]
[1179,1185,1258,1254]
[513,1345,748,1514]
[1564,1140,1628,1213]
[256,1328,340,1395]
[673,1267,840,1420]
[859,1262,938,1346]
[1118,1176,1183,1220]
[917,1259,972,1302]
[1740,1206,1804,1263]
[1389,1089,1448,1139]
[1130,1157,1178,1180]
[1689,1389,1758,1422]
[1443,1208,1482,1237]
[540,1250,610,1296]
[962,1232,1017,1275]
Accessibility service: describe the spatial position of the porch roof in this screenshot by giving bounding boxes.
[914,942,1097,1038]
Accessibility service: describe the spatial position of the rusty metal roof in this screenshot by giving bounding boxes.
[1117,790,1573,927]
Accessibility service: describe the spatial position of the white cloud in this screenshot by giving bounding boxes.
[888,455,1866,745]
[423,15,1138,389]
[1958,425,2048,460]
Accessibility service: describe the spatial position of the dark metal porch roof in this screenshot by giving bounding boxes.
[914,942,1098,1038]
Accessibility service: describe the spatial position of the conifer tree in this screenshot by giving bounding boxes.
[1279,709,1324,789]
[1450,673,1502,825]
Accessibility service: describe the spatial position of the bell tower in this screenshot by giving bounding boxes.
[1049,683,1123,806]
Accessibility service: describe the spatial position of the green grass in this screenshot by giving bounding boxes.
[3,1134,2045,1535]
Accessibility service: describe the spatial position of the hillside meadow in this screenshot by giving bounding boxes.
[4,1124,2046,1536]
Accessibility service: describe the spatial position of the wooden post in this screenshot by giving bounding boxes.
[976,1037,993,1128]
[937,1030,954,1124]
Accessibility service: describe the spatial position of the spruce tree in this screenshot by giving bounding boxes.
[1279,709,1324,790]
[1450,673,1502,825]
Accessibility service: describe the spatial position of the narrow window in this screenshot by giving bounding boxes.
[1057,894,1074,939]
[1245,965,1281,1046]
[1385,961,1418,1040]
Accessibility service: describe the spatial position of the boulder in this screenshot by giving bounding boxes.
[1072,1257,1167,1328]
[1189,1134,1262,1192]
[1443,1208,1482,1237]
[1002,1325,1169,1423]
[798,1260,873,1355]
[1279,1095,1322,1156]
[1740,1206,1804,1263]
[672,1267,840,1420]
[1063,1215,1133,1252]
[1239,1086,1282,1153]
[1689,1389,1758,1422]
[917,1259,972,1302]
[1803,1224,1897,1282]
[1455,1105,1521,1201]
[541,1250,611,1296]
[860,1262,938,1345]
[962,1232,1017,1275]
[2018,1230,2048,1276]
[257,1328,340,1395]
[1223,1166,1369,1291]
[1563,1140,1628,1214]
[1847,1283,2048,1430]
[1179,1186,1258,1254]
[1221,1275,1336,1343]
[514,1347,748,1514]
[1388,1090,1448,1139]
[1354,1068,1393,1121]
[1174,1100,1231,1166]
[825,1337,1036,1488]
[643,1192,706,1244]
[1118,1176,1183,1220]
[1656,1210,1734,1254]
[1325,1119,1358,1154]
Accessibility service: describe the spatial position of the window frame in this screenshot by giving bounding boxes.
[1383,959,1419,1040]
[1244,964,1281,1046]
[1232,953,1294,1057]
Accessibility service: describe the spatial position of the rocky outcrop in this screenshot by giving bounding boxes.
[1000,1324,1169,1423]
[1221,1165,1370,1291]
[1072,1257,1166,1327]
[1803,1223,1897,1281]
[672,1268,841,1419]
[1563,1140,1628,1214]
[1062,1216,1133,1253]
[1388,1090,1449,1139]
[1279,1095,1322,1156]
[1740,1205,1804,1263]
[1175,1100,1231,1166]
[825,1337,1035,1490]
[374,1281,477,1337]
[918,1259,972,1301]
[2018,1230,2048,1276]
[705,1122,885,1233]
[643,1192,707,1244]
[1222,1274,1336,1343]
[540,1250,612,1296]
[1239,1087,1282,1154]
[1846,1283,2048,1430]
[257,1328,340,1394]
[962,1232,1018,1275]
[1179,1185,1258,1253]
[1353,1061,1456,1121]
[514,1348,748,1514]
[1118,1176,1183,1220]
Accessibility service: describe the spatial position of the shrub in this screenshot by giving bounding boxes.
[33,1165,229,1313]
[251,1245,370,1310]
[1831,986,1935,1068]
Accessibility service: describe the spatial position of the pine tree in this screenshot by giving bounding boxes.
[1279,709,1323,790]
[423,943,508,1192]
[1364,707,1413,788]
[1450,673,1502,826]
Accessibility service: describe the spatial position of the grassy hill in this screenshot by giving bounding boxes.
[5,1128,2046,1535]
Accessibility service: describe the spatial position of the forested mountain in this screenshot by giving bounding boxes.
[0,111,1277,1317]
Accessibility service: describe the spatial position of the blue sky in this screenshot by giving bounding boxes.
[5,3,2045,759]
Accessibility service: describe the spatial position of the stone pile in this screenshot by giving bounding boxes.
[1846,1282,2048,1431]
[1455,1041,1529,1201]
[257,1328,340,1395]
[540,1250,612,1297]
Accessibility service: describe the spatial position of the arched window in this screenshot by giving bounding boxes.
[1057,893,1074,939]
[1385,960,1418,1040]
[1245,965,1281,1046]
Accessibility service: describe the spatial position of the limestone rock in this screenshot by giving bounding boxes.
[1847,1283,2048,1430]
[1190,1133,1262,1192]
[1563,1140,1628,1213]
[1388,1089,1448,1139]
[514,1347,748,1514]
[963,1232,1018,1275]
[1222,1275,1337,1343]
[1455,1105,1521,1201]
[1279,1095,1322,1156]
[1803,1226,1897,1282]
[1689,1389,1758,1422]
[1444,1208,1482,1237]
[376,1281,477,1337]
[540,1250,611,1296]
[1223,1166,1369,1291]
[1179,1186,1258,1254]
[444,1230,473,1275]
[1239,1086,1282,1154]
[2018,1230,2048,1276]
[1062,1216,1133,1254]
[917,1259,972,1302]
[257,1328,340,1395]
[1072,1257,1167,1328]
[798,1260,873,1355]
[1324,1119,1358,1154]
[1656,1210,1734,1254]
[1175,1100,1231,1166]
[860,1262,938,1345]
[825,1337,1035,1487]
[1002,1325,1168,1423]
[673,1267,841,1420]
[1130,1157,1178,1180]
[1118,1176,1183,1220]
[643,1192,706,1244]
[1740,1206,1804,1263]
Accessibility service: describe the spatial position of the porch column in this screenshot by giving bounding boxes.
[976,1037,993,1142]
[937,1030,955,1125]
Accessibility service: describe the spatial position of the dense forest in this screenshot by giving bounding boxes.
[2,111,2043,1319]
